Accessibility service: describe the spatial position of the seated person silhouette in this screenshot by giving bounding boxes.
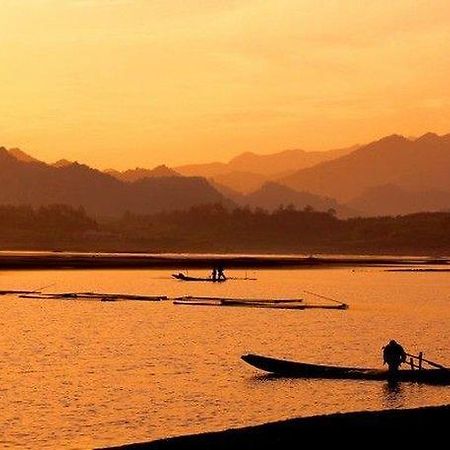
[383,339,406,373]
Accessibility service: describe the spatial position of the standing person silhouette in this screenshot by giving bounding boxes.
[383,340,406,373]
[211,267,217,282]
[216,262,226,281]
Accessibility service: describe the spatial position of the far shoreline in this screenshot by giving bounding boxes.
[103,404,450,449]
[0,251,448,271]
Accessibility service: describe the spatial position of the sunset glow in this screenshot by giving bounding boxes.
[1,0,450,168]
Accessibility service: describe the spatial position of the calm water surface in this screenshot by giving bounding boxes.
[0,267,449,449]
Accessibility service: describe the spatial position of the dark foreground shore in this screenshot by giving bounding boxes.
[105,405,450,449]
[0,252,447,270]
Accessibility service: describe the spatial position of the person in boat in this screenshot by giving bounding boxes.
[383,339,406,373]
[211,267,217,281]
[216,263,226,281]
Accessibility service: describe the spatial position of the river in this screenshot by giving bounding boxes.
[0,265,449,449]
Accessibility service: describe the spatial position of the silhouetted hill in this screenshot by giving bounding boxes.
[0,148,229,216]
[239,182,356,216]
[122,176,231,213]
[106,165,180,182]
[348,184,450,216]
[281,133,450,206]
[212,171,268,194]
[208,180,245,203]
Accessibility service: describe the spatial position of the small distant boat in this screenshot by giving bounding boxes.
[171,273,226,282]
[241,354,450,384]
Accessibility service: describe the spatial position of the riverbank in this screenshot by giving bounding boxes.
[105,404,450,449]
[0,252,447,270]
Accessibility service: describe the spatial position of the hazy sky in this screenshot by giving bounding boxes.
[1,0,449,169]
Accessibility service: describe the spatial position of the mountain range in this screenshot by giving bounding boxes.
[0,148,227,216]
[280,133,450,214]
[1,132,449,217]
[175,146,358,193]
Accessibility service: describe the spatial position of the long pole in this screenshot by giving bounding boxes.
[304,290,347,306]
[31,283,55,293]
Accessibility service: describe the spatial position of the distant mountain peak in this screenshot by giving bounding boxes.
[148,164,180,177]
[415,132,440,143]
[53,159,73,168]
[106,164,180,182]
[375,134,409,145]
[8,148,41,163]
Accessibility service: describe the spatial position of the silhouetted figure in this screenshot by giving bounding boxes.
[211,267,217,281]
[216,263,226,281]
[383,340,406,373]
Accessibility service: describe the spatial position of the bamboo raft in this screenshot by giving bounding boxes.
[5,288,348,310]
[173,295,348,310]
[18,292,167,301]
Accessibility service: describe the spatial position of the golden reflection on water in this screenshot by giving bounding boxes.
[0,267,449,449]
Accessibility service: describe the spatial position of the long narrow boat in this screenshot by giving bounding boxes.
[241,354,450,384]
[172,273,225,282]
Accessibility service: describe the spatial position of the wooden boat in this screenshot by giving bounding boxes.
[172,273,225,282]
[241,354,450,384]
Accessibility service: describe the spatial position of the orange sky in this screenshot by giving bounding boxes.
[1,0,450,169]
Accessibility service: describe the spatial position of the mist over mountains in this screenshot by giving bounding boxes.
[175,146,357,193]
[1,132,449,217]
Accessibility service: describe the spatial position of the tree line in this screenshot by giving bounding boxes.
[0,203,449,254]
